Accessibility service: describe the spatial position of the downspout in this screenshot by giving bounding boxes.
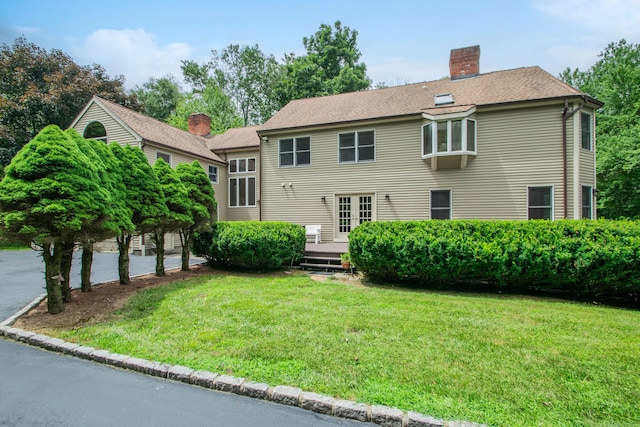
[561,97,586,218]
[258,135,263,221]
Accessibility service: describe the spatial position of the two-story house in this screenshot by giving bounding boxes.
[257,46,602,242]
[70,45,602,250]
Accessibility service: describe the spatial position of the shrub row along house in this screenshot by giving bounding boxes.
[70,46,602,252]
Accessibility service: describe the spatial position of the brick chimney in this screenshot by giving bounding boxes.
[187,113,211,136]
[449,45,480,80]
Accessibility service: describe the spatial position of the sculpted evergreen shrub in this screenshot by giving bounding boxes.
[0,125,109,313]
[193,221,305,269]
[176,161,217,272]
[349,220,640,301]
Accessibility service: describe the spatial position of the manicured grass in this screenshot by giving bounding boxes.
[54,273,639,427]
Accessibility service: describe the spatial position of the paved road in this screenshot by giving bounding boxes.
[0,250,373,427]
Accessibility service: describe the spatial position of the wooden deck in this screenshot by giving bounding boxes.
[304,242,348,254]
[302,242,349,272]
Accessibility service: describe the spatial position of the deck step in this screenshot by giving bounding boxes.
[300,262,348,270]
[303,256,341,262]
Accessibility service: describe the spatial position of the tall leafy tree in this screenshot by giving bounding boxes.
[132,75,182,122]
[0,37,139,168]
[212,44,281,125]
[181,44,280,125]
[560,39,640,218]
[167,85,243,134]
[0,125,107,313]
[176,161,217,271]
[152,158,193,276]
[110,143,168,284]
[275,21,371,107]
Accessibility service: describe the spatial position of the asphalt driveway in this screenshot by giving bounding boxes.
[0,249,193,321]
[0,249,373,427]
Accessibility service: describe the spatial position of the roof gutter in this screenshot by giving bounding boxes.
[142,139,225,165]
[561,96,586,218]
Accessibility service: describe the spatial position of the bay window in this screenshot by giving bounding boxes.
[423,118,476,157]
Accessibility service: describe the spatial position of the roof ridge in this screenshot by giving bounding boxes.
[94,96,224,164]
[96,96,210,143]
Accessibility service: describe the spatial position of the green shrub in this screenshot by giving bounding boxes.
[349,220,640,301]
[192,221,305,269]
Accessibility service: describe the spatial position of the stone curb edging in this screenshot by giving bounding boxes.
[0,325,487,427]
[0,292,47,327]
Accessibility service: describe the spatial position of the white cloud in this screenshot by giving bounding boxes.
[533,0,640,36]
[71,28,194,89]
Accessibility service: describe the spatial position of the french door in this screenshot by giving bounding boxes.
[335,194,375,241]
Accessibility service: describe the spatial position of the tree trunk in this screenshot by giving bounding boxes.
[116,233,132,285]
[180,231,191,272]
[81,242,93,292]
[42,242,64,314]
[154,232,166,276]
[60,240,75,303]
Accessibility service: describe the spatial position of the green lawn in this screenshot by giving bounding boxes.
[54,272,639,427]
[0,238,29,250]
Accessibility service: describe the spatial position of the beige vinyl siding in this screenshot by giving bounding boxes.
[262,103,573,242]
[467,105,567,220]
[225,149,260,221]
[579,151,596,190]
[72,103,139,146]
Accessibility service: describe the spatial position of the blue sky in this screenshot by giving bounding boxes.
[1,0,639,90]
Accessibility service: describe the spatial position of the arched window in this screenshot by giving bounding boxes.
[83,121,107,142]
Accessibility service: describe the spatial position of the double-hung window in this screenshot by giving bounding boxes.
[431,190,451,220]
[423,118,476,157]
[528,186,553,220]
[582,185,593,219]
[581,112,592,151]
[156,151,171,165]
[279,137,311,167]
[229,157,256,208]
[339,130,375,163]
[208,165,218,184]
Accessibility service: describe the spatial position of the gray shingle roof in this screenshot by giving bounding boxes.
[95,97,224,164]
[260,66,597,132]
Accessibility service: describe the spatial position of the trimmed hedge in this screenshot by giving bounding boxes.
[192,221,305,270]
[349,220,640,300]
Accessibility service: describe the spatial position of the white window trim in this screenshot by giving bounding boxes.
[156,150,172,166]
[580,111,593,151]
[337,130,376,164]
[228,176,257,208]
[581,185,593,219]
[229,157,257,174]
[278,136,311,168]
[83,121,108,142]
[527,185,554,220]
[208,165,219,184]
[422,117,477,158]
[430,189,452,220]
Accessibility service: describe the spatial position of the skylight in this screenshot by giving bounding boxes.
[434,93,454,105]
